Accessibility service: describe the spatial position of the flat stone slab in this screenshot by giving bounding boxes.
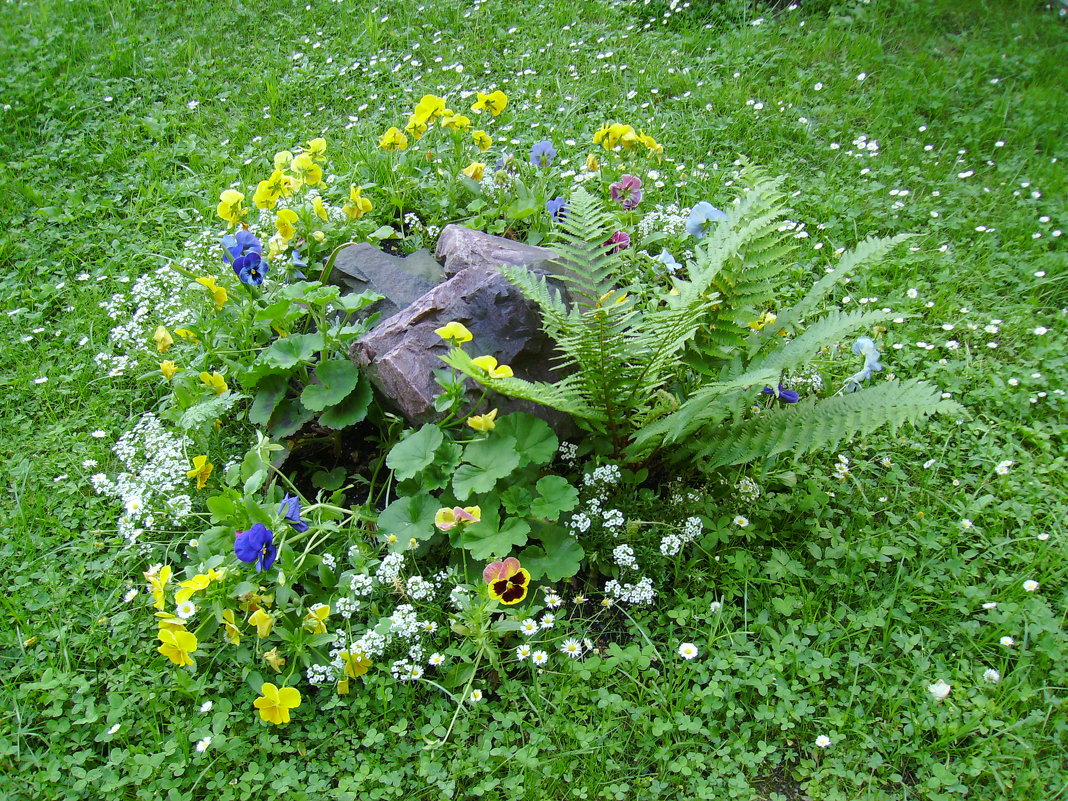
[330,244,447,321]
[435,224,560,277]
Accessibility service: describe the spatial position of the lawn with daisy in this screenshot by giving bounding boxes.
[1,0,1065,799]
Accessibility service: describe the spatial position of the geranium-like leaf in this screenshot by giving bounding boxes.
[376,492,439,543]
[494,413,558,466]
[386,424,445,481]
[301,359,360,412]
[268,397,315,438]
[318,378,373,429]
[452,435,520,500]
[520,523,584,582]
[529,475,580,521]
[249,373,290,427]
[460,508,530,561]
[260,333,323,369]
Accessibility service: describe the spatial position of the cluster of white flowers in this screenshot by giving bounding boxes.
[321,553,336,569]
[736,477,761,503]
[605,576,656,605]
[660,515,703,556]
[376,552,405,584]
[612,544,638,569]
[334,596,360,618]
[636,203,690,238]
[406,575,435,601]
[90,413,194,547]
[602,508,625,533]
[389,604,421,638]
[584,464,622,487]
[558,441,579,464]
[101,263,197,353]
[349,572,374,596]
[306,663,335,686]
[568,512,592,534]
[784,367,823,393]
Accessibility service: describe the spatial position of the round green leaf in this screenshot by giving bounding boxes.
[301,359,360,412]
[386,424,445,481]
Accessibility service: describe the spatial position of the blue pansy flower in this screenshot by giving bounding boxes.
[234,523,277,572]
[654,250,682,274]
[530,140,557,169]
[685,201,728,239]
[845,336,882,392]
[221,230,262,265]
[279,494,309,533]
[762,384,800,403]
[546,197,568,221]
[233,251,268,285]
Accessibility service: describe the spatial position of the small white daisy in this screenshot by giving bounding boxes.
[1000,636,1015,647]
[983,668,1001,684]
[469,689,483,703]
[733,515,749,528]
[678,643,699,660]
[123,588,139,603]
[520,619,539,636]
[982,602,998,610]
[545,593,563,608]
[195,736,212,752]
[560,639,583,658]
[994,460,1014,475]
[91,429,107,438]
[175,601,197,619]
[709,601,723,614]
[960,519,973,530]
[428,652,445,667]
[927,679,951,700]
[515,644,531,661]
[815,735,832,749]
[107,724,121,735]
[1022,580,1039,592]
[539,613,555,629]
[532,650,548,666]
[1037,533,1050,541]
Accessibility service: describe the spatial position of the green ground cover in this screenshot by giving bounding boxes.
[0,0,1065,799]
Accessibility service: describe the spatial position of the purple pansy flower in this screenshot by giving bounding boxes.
[221,230,262,265]
[279,494,309,533]
[606,231,630,253]
[233,251,268,285]
[530,140,557,169]
[762,384,800,403]
[610,174,643,210]
[234,523,277,572]
[546,197,568,221]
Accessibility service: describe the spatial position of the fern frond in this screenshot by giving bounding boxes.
[692,380,959,469]
[749,308,894,368]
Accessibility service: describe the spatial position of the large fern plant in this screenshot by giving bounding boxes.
[442,170,960,471]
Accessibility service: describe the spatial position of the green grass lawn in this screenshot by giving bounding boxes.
[1,0,1066,799]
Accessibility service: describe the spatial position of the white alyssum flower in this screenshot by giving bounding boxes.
[678,643,699,660]
[927,679,952,700]
[1000,636,1015,647]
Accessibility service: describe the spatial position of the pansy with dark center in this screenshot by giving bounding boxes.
[546,197,568,222]
[221,229,262,265]
[606,230,630,253]
[279,494,309,533]
[609,174,643,210]
[762,384,800,403]
[233,250,268,286]
[530,140,557,169]
[483,556,530,605]
[234,523,277,572]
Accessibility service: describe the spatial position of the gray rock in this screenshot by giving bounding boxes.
[351,261,575,434]
[329,244,447,321]
[435,224,560,277]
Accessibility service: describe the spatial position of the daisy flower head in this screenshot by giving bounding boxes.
[1022,580,1039,592]
[1000,636,1015,647]
[175,600,197,620]
[428,652,445,667]
[995,460,1014,476]
[560,639,583,658]
[678,642,699,660]
[532,650,548,666]
[515,643,531,661]
[469,689,483,703]
[199,701,213,713]
[195,736,212,753]
[815,735,831,749]
[545,593,563,608]
[983,668,1001,684]
[540,613,555,629]
[733,515,749,528]
[520,618,539,636]
[709,601,723,614]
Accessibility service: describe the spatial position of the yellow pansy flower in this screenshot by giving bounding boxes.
[341,651,371,679]
[434,321,473,344]
[467,408,498,432]
[275,208,299,241]
[157,628,197,666]
[305,137,327,162]
[249,608,274,638]
[290,153,322,186]
[274,151,294,170]
[220,609,241,645]
[434,505,481,532]
[144,565,172,611]
[255,683,301,725]
[263,649,286,673]
[461,162,485,182]
[440,111,472,130]
[174,328,199,343]
[379,126,409,151]
[186,456,213,491]
[404,113,429,140]
[302,604,330,634]
[199,372,228,396]
[472,130,492,151]
[413,94,446,124]
[154,611,186,632]
[472,355,513,378]
[593,123,637,151]
[174,568,224,604]
[253,170,297,210]
[160,361,178,380]
[637,131,663,155]
[216,189,246,226]
[153,325,174,354]
[471,90,508,116]
[584,153,600,172]
[749,311,778,331]
[312,196,329,221]
[342,185,372,221]
[195,276,228,310]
